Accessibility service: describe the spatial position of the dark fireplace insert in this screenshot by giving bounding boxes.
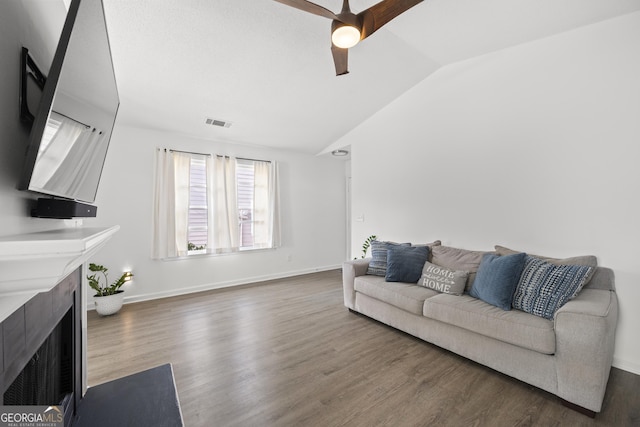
[0,269,81,427]
[4,309,73,413]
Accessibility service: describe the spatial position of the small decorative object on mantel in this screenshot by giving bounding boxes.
[87,263,132,316]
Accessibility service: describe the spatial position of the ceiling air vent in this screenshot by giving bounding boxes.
[205,117,232,128]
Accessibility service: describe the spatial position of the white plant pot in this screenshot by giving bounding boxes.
[94,291,124,316]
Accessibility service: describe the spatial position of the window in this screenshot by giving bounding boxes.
[152,149,279,259]
[236,158,279,251]
[187,157,208,254]
[236,160,255,248]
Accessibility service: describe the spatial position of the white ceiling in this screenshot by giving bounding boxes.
[101,0,640,155]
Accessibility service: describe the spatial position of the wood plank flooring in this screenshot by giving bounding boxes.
[87,270,640,427]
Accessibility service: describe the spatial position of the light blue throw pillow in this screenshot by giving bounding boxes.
[469,252,527,310]
[512,256,593,319]
[385,246,430,283]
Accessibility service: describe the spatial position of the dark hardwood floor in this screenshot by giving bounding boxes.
[87,270,639,426]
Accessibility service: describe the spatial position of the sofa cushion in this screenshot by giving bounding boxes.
[430,246,492,291]
[494,245,597,267]
[367,241,411,276]
[495,245,597,285]
[355,275,439,315]
[512,256,594,320]
[418,261,468,296]
[423,293,556,354]
[469,253,527,310]
[386,246,430,283]
[412,240,442,262]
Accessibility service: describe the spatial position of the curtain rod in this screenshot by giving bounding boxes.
[217,154,271,164]
[167,149,211,157]
[164,149,270,163]
[52,110,91,130]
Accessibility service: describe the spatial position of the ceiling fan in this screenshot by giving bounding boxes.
[274,0,424,75]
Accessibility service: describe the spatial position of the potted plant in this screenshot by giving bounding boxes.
[87,263,132,316]
[355,235,377,259]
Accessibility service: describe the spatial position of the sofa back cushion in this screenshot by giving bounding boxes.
[430,246,491,291]
[583,267,615,291]
[494,245,597,267]
[495,245,598,286]
[495,245,615,291]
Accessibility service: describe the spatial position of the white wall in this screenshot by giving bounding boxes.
[1,0,346,314]
[0,0,72,236]
[84,125,347,303]
[337,12,640,374]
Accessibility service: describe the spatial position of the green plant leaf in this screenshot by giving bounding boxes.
[360,234,377,258]
[87,262,131,296]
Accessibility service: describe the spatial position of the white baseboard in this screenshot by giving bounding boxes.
[87,264,341,310]
[613,357,640,376]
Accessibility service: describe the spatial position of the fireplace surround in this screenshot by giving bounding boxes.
[0,226,119,425]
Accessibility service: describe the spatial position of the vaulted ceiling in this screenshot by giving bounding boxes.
[102,0,640,155]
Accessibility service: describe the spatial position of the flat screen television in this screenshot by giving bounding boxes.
[18,0,119,216]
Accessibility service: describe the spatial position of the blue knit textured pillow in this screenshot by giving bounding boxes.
[512,256,593,319]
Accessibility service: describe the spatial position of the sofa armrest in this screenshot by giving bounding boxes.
[342,259,371,309]
[554,289,618,412]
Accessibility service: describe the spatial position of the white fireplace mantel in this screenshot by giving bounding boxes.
[0,225,120,322]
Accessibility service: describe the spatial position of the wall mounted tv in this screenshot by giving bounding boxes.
[18,0,119,218]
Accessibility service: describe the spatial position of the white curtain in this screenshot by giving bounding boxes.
[270,162,281,248]
[44,128,104,197]
[212,156,239,253]
[151,149,177,259]
[173,152,192,257]
[253,161,280,249]
[206,155,215,253]
[152,151,279,259]
[31,113,85,190]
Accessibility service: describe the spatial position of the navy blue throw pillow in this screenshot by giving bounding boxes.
[367,240,411,276]
[469,252,527,310]
[385,246,430,283]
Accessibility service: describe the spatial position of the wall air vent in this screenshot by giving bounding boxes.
[205,117,232,128]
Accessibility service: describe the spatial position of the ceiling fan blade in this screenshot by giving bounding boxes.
[273,0,339,20]
[358,0,423,40]
[331,45,349,76]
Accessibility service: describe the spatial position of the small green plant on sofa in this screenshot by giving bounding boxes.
[356,235,377,259]
[87,263,132,297]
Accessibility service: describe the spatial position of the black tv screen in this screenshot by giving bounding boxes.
[19,0,119,204]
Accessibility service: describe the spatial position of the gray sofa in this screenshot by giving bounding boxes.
[342,245,618,415]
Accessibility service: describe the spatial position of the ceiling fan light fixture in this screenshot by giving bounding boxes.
[273,0,425,75]
[331,24,360,48]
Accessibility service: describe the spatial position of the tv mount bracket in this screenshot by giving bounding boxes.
[20,47,47,125]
